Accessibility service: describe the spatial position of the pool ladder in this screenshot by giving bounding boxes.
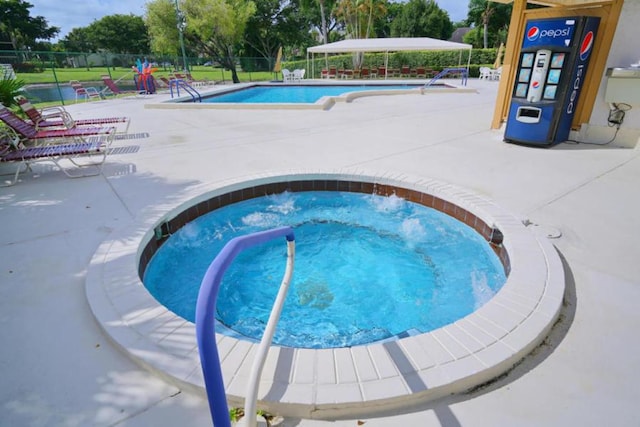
[424,67,469,87]
[196,226,296,427]
[168,78,202,102]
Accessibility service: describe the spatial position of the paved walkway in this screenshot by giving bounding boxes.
[1,80,639,426]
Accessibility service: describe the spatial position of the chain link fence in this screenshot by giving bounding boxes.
[1,50,279,105]
[1,48,499,105]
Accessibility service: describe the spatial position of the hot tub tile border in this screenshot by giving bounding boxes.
[85,171,564,419]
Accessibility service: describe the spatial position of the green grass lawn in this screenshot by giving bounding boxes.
[17,66,276,85]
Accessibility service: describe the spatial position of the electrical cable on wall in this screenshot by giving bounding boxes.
[565,102,632,146]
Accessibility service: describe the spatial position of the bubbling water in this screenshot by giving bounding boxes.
[143,191,506,348]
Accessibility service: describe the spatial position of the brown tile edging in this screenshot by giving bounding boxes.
[139,179,510,279]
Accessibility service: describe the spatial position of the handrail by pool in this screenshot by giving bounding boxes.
[195,226,296,427]
[425,67,468,87]
[169,78,202,102]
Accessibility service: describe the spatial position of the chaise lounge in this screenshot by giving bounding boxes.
[1,124,108,186]
[0,106,116,147]
[15,96,130,134]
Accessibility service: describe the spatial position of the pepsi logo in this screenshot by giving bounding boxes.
[531,81,540,89]
[579,31,595,61]
[527,27,540,41]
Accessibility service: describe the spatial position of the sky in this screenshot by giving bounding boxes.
[30,0,471,41]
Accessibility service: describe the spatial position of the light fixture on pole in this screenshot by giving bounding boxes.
[174,0,189,73]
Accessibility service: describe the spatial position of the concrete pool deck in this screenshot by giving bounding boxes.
[1,79,639,426]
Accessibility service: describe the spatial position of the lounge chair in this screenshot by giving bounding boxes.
[174,73,208,88]
[1,124,108,186]
[15,96,130,134]
[377,66,386,79]
[101,75,143,97]
[401,66,411,78]
[328,66,338,79]
[415,67,426,78]
[360,67,370,79]
[0,106,116,147]
[70,80,102,102]
[158,76,173,88]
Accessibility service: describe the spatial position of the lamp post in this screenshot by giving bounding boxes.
[174,0,189,73]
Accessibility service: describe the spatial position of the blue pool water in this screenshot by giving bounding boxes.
[202,84,421,104]
[143,191,506,348]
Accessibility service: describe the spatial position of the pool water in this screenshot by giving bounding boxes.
[23,82,137,103]
[143,191,506,348]
[202,84,421,104]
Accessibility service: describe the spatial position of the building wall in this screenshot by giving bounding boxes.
[583,0,640,146]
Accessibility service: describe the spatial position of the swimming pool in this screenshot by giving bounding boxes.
[143,191,506,348]
[148,82,477,110]
[201,84,423,104]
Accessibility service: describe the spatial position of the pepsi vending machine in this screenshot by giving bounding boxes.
[504,16,600,146]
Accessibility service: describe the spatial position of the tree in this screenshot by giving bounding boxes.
[242,0,314,68]
[145,0,182,57]
[377,1,403,37]
[85,15,149,54]
[466,0,511,48]
[334,0,387,40]
[299,0,339,45]
[182,0,256,83]
[391,0,452,39]
[0,0,59,51]
[60,27,97,53]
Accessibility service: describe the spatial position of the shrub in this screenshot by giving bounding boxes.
[0,77,26,108]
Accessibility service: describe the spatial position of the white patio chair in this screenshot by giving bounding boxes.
[479,67,492,80]
[292,69,305,82]
[282,69,293,83]
[491,66,502,80]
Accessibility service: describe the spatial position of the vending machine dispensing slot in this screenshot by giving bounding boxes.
[504,16,600,146]
[516,106,542,123]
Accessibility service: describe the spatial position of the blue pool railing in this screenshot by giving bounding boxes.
[169,78,202,102]
[424,67,469,87]
[195,226,296,427]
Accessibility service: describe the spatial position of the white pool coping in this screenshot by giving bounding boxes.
[85,171,564,419]
[144,80,477,111]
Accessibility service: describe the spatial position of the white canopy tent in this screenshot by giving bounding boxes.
[306,37,473,79]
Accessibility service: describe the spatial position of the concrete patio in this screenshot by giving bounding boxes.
[1,79,638,426]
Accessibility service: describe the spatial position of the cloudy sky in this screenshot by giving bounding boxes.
[30,0,471,41]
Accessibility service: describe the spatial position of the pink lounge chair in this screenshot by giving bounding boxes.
[101,75,143,96]
[70,80,102,102]
[15,96,130,134]
[0,106,115,147]
[1,124,108,186]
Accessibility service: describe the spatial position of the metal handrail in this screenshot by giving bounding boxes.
[195,226,295,427]
[424,67,469,87]
[169,78,202,102]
